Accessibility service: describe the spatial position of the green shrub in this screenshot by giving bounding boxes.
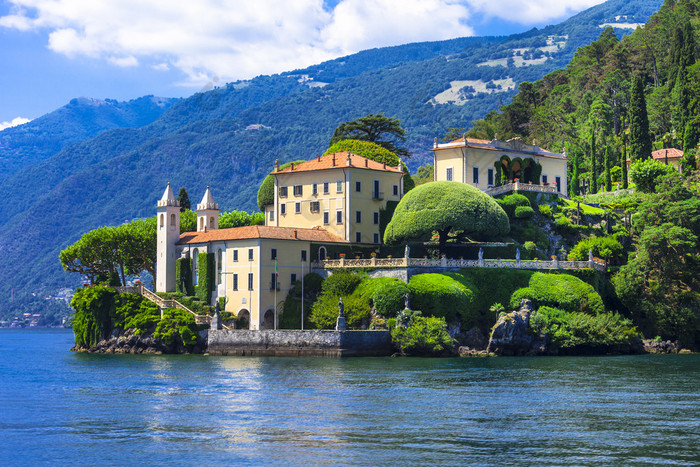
[530,306,640,350]
[154,308,200,346]
[195,252,215,303]
[176,258,194,295]
[408,273,474,322]
[514,205,535,219]
[309,291,369,329]
[372,280,410,317]
[510,273,604,315]
[115,293,160,335]
[391,316,455,356]
[321,270,364,296]
[113,292,143,328]
[538,204,553,218]
[280,272,324,329]
[523,241,538,257]
[497,193,531,218]
[629,158,678,193]
[568,236,624,262]
[70,285,117,348]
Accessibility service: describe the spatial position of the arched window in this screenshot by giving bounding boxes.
[193,248,199,285]
[217,248,223,285]
[318,246,327,261]
[199,217,204,231]
[160,214,164,226]
[170,213,175,227]
[210,216,215,228]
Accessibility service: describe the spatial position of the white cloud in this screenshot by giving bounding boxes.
[0,117,31,130]
[0,0,602,88]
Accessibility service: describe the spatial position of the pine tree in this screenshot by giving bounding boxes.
[629,74,652,161]
[604,146,612,192]
[590,132,598,194]
[177,187,191,212]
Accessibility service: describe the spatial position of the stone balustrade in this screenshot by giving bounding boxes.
[312,256,606,272]
[485,181,564,198]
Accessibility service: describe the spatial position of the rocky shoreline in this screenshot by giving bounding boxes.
[71,328,207,354]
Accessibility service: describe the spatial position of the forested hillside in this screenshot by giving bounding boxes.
[0,0,662,318]
[0,96,178,179]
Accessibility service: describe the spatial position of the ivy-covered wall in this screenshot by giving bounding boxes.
[195,252,215,304]
[176,258,194,295]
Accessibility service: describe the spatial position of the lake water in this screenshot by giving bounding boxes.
[1,329,698,465]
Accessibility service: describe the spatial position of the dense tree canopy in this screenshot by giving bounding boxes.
[383,181,509,249]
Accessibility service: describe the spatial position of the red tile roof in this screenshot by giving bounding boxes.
[449,137,491,145]
[652,148,684,160]
[177,225,348,245]
[273,152,403,174]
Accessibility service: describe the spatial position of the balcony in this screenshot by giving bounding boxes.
[372,191,384,200]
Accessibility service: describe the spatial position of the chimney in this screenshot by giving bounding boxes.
[332,154,336,166]
[294,229,298,239]
[383,161,386,169]
[346,153,352,166]
[291,162,295,170]
[434,137,438,148]
[364,158,368,168]
[317,155,321,162]
[275,159,280,171]
[397,158,402,170]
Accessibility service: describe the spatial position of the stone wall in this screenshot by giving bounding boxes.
[207,329,392,357]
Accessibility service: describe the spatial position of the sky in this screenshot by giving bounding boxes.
[0,0,604,127]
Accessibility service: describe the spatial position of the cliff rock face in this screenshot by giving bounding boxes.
[486,299,547,356]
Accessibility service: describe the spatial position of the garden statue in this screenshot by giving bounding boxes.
[404,293,410,310]
[589,249,594,262]
[336,297,346,331]
[338,297,344,317]
[404,245,410,259]
[516,248,520,262]
[478,248,484,261]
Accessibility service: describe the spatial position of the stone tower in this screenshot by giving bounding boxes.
[196,186,219,232]
[156,183,180,293]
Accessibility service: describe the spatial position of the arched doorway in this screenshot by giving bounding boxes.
[262,309,275,330]
[236,309,250,330]
[318,246,327,261]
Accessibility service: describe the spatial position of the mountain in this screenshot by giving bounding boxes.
[0,96,179,180]
[0,0,662,317]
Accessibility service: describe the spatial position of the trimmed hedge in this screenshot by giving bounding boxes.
[324,139,399,165]
[510,272,604,315]
[176,258,194,295]
[568,235,624,262]
[195,252,215,304]
[408,273,474,322]
[514,206,535,219]
[496,193,530,218]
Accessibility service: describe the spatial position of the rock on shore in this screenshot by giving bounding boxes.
[486,299,547,356]
[71,328,207,354]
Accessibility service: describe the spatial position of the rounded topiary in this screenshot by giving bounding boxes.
[384,181,509,246]
[408,273,474,322]
[372,280,410,317]
[497,193,531,218]
[509,272,604,315]
[514,205,535,219]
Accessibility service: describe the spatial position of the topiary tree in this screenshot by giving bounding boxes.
[509,272,604,315]
[407,273,474,322]
[496,193,530,218]
[384,181,509,251]
[256,160,305,211]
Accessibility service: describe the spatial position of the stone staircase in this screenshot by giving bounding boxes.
[116,284,210,325]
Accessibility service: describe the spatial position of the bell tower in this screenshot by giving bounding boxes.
[156,183,180,292]
[196,186,219,232]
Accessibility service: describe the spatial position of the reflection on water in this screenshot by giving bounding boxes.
[1,329,698,465]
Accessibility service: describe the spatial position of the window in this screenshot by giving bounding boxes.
[295,202,301,214]
[248,248,254,261]
[271,248,277,260]
[356,210,362,223]
[542,174,548,184]
[355,231,362,243]
[555,176,561,193]
[323,182,329,194]
[281,203,286,215]
[318,246,327,260]
[373,180,381,199]
[269,210,274,221]
[487,168,494,186]
[270,273,278,290]
[393,184,399,196]
[312,183,318,195]
[160,214,164,226]
[293,184,302,196]
[170,213,175,227]
[355,181,362,192]
[473,167,479,184]
[248,273,254,290]
[446,167,453,181]
[323,211,329,225]
[291,273,297,285]
[336,180,343,193]
[233,274,238,291]
[373,212,379,225]
[336,210,343,224]
[310,201,320,212]
[279,186,288,197]
[233,250,238,262]
[373,233,380,244]
[301,250,307,262]
[217,249,222,285]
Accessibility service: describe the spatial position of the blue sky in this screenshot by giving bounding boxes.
[0,0,603,127]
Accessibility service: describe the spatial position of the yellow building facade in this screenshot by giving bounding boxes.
[432,136,568,195]
[266,152,405,245]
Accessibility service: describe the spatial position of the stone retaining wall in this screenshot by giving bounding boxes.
[207,329,393,357]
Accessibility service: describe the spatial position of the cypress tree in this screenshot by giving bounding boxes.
[621,136,629,189]
[570,151,580,197]
[629,74,652,161]
[604,146,612,192]
[177,187,191,212]
[590,132,598,194]
[673,68,691,141]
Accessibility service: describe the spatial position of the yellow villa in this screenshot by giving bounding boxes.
[431,136,568,195]
[155,151,405,330]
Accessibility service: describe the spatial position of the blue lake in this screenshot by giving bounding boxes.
[1,329,698,465]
